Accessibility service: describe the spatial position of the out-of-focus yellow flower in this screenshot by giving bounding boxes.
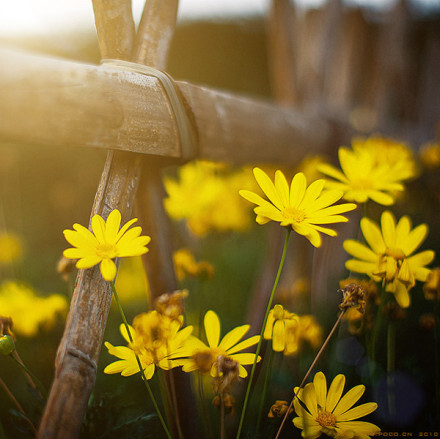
[423,267,440,300]
[181,310,260,378]
[344,211,435,308]
[284,315,322,356]
[115,256,149,304]
[104,312,193,378]
[353,136,417,180]
[420,141,440,170]
[164,161,255,236]
[240,168,356,248]
[293,371,380,439]
[173,248,214,281]
[0,281,67,337]
[263,304,298,352]
[0,233,22,264]
[63,209,151,281]
[319,136,417,206]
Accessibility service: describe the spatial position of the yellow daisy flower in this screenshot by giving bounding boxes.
[239,168,356,248]
[104,312,193,378]
[63,209,151,281]
[318,146,408,206]
[343,211,434,308]
[263,304,298,352]
[293,371,380,439]
[181,310,260,378]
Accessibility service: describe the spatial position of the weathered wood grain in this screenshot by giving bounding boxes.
[0,46,331,166]
[38,151,143,439]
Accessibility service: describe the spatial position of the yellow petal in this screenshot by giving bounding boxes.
[402,224,428,256]
[299,179,325,209]
[343,240,377,262]
[100,258,117,281]
[360,218,386,254]
[290,172,307,207]
[253,167,283,210]
[313,372,327,410]
[381,211,396,247]
[336,402,377,421]
[105,209,122,243]
[76,255,101,269]
[336,420,380,435]
[91,214,106,243]
[204,310,221,348]
[393,282,410,308]
[219,325,249,351]
[116,218,138,241]
[226,335,260,355]
[333,385,365,416]
[326,374,345,412]
[303,382,318,417]
[274,170,290,207]
[318,163,349,184]
[272,320,286,352]
[345,259,376,275]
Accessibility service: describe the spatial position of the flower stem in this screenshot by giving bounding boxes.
[110,281,172,439]
[220,393,225,439]
[256,347,275,434]
[274,309,346,439]
[235,228,291,439]
[386,320,396,418]
[10,353,47,399]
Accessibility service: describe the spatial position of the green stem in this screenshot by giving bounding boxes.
[256,347,275,434]
[110,281,172,439]
[157,370,175,428]
[386,320,395,418]
[370,280,387,364]
[10,353,47,399]
[235,228,291,439]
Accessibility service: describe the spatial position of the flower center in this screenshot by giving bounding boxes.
[281,207,306,223]
[352,178,373,191]
[316,410,336,427]
[96,242,117,259]
[384,247,406,260]
[193,349,217,373]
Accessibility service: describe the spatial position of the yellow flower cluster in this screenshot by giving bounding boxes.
[164,161,256,236]
[0,232,23,265]
[319,135,417,205]
[263,305,322,356]
[0,281,67,337]
[105,305,260,381]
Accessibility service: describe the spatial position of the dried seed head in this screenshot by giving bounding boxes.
[268,400,292,418]
[154,290,188,321]
[338,283,366,312]
[57,255,76,281]
[213,355,240,394]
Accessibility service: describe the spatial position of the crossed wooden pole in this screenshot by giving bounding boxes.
[0,1,338,438]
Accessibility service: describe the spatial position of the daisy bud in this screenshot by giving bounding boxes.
[0,335,15,355]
